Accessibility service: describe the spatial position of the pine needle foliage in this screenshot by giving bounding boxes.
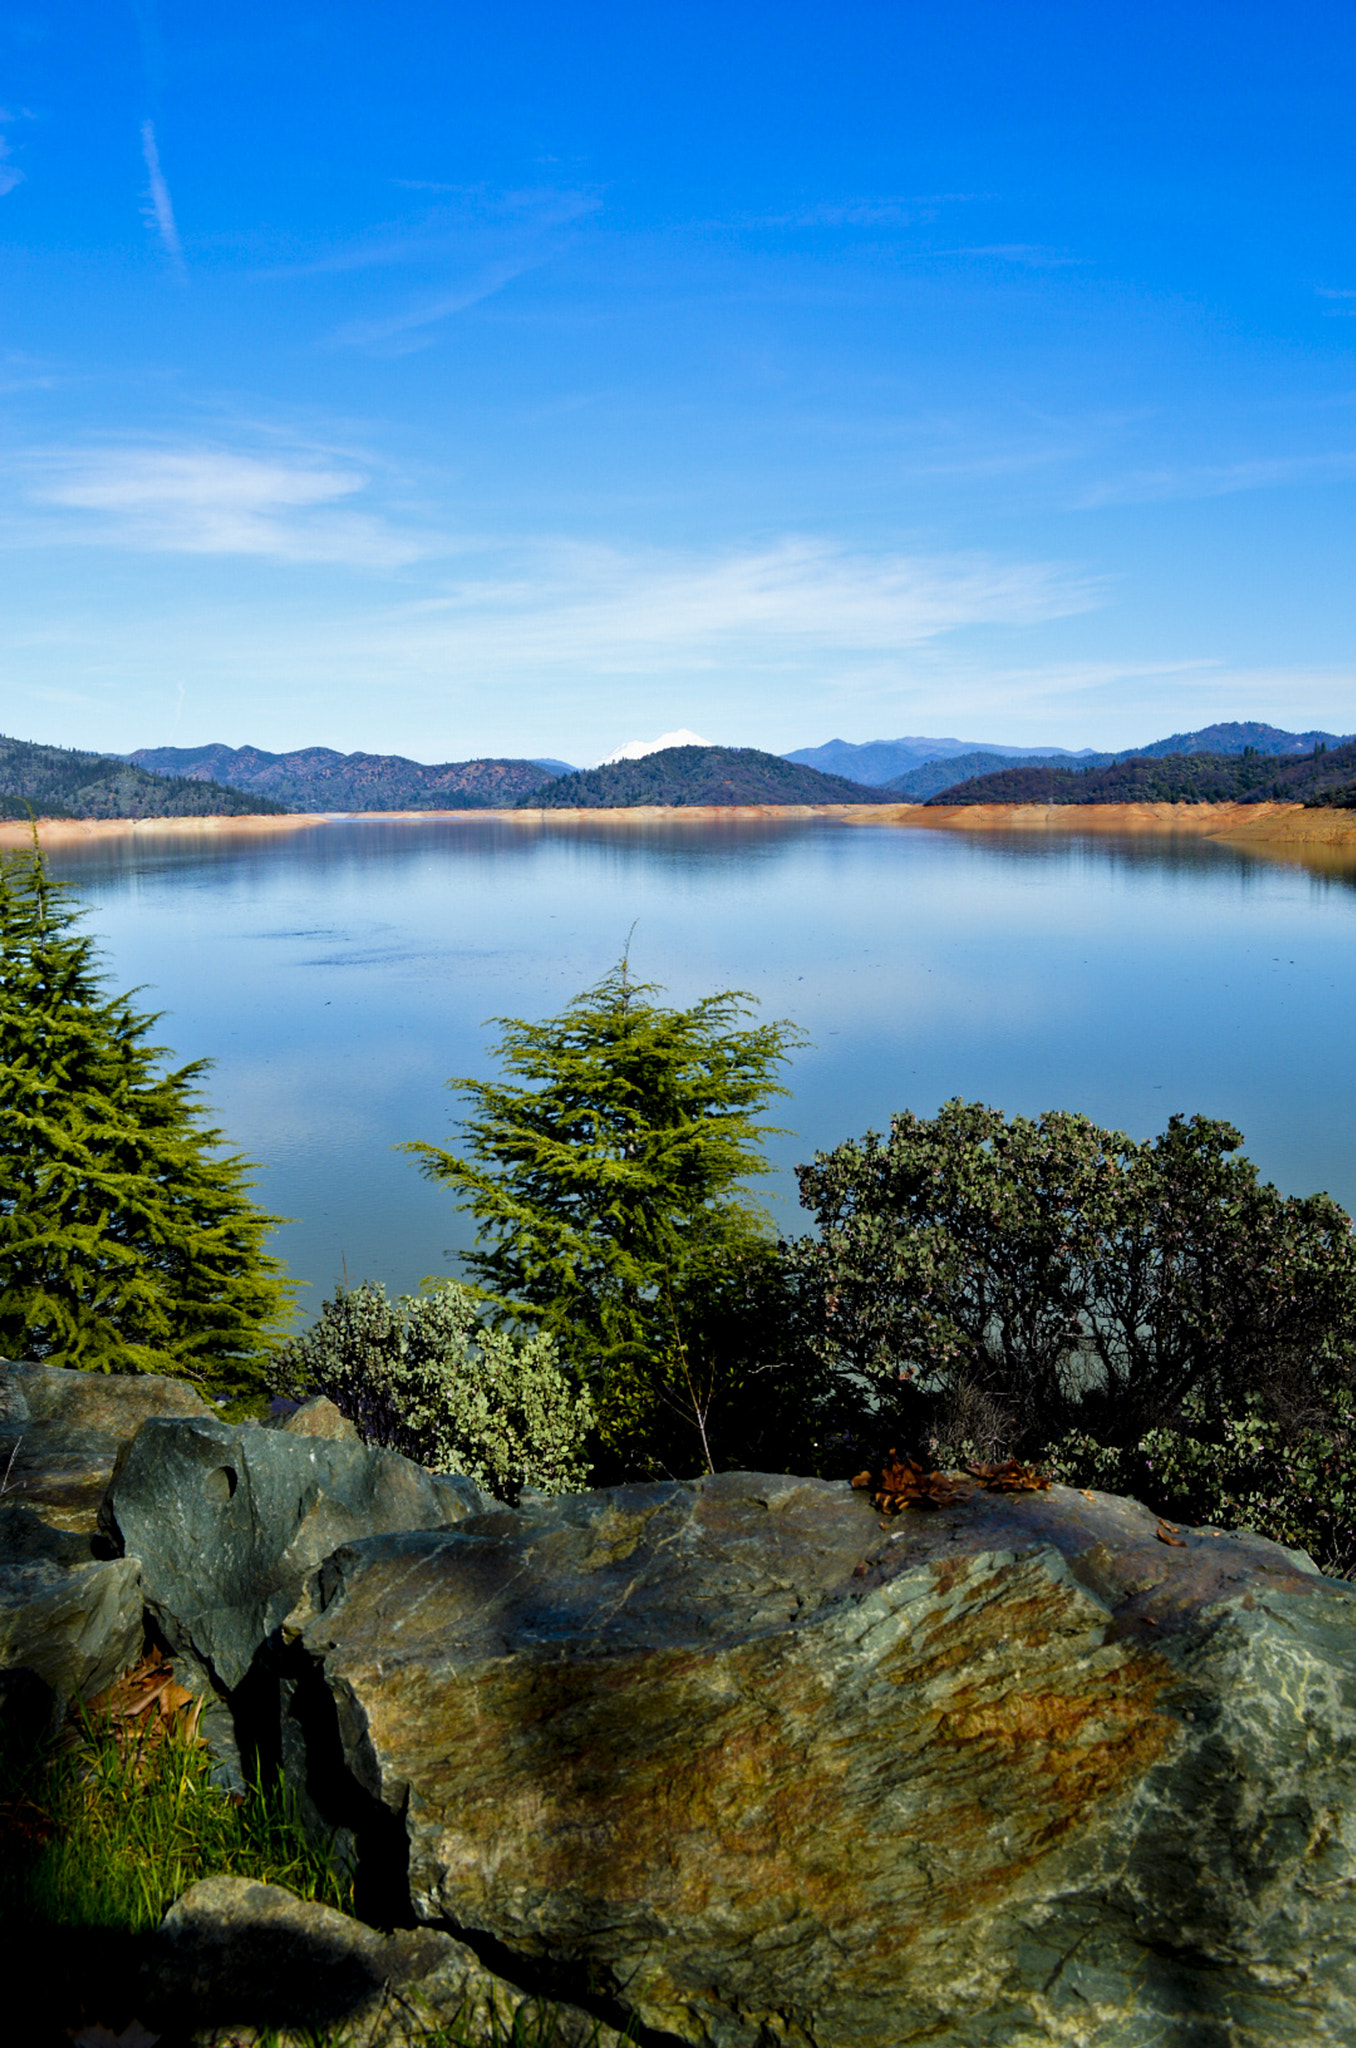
[405,958,804,1462]
[0,838,291,1397]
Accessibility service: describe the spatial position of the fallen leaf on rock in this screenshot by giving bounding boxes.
[856,1450,973,1514]
[965,1459,1052,1493]
[1156,1523,1187,1547]
[1081,1489,1097,1502]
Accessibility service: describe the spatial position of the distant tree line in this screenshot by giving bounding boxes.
[4,840,1352,1568]
[0,734,289,822]
[932,739,1356,808]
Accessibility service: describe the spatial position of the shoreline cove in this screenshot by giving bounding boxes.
[4,798,1356,862]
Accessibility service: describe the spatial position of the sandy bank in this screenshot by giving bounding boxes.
[0,812,331,848]
[5,799,1355,854]
[510,799,1356,847]
[862,799,1356,846]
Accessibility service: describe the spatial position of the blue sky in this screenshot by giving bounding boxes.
[3,0,1356,763]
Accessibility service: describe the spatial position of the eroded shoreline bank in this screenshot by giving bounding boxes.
[4,798,1356,857]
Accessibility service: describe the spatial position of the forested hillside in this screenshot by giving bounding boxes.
[518,745,878,808]
[883,749,1114,798]
[929,742,1356,808]
[128,744,564,811]
[0,735,288,820]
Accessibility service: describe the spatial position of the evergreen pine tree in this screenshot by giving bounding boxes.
[0,838,291,1397]
[406,957,809,1468]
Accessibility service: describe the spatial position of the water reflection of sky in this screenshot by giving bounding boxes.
[43,817,1356,1320]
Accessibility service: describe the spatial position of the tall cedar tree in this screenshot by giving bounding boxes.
[0,840,291,1397]
[406,959,804,1467]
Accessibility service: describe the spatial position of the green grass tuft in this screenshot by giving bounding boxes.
[0,1691,350,1937]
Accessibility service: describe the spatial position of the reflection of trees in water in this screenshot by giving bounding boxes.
[40,813,1356,902]
[42,813,823,895]
[948,825,1356,897]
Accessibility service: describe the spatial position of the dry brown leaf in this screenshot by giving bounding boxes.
[965,1459,1052,1493]
[856,1448,974,1514]
[76,1652,206,1774]
[1156,1523,1187,1548]
[1080,1489,1097,1502]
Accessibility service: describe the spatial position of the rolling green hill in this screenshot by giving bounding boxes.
[0,735,290,821]
[127,744,565,811]
[517,745,879,809]
[928,742,1356,808]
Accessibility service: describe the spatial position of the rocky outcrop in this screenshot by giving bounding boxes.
[0,1502,143,1710]
[143,1875,629,2047]
[102,1414,487,1692]
[271,1394,360,1442]
[0,1359,211,1712]
[281,1471,1356,2048]
[0,1357,213,1534]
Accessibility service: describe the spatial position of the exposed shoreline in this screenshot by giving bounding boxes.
[5,798,1356,855]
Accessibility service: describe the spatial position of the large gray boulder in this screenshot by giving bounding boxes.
[0,1360,211,1713]
[144,1875,629,2047]
[281,1471,1356,2048]
[0,1357,213,1533]
[103,1415,487,1692]
[0,1503,143,1709]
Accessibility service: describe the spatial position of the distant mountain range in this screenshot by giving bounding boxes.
[930,740,1356,809]
[519,746,878,809]
[784,736,1102,784]
[126,744,569,811]
[0,734,290,822]
[789,722,1351,796]
[5,720,1352,823]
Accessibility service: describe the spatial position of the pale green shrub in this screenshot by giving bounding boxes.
[270,1280,594,1502]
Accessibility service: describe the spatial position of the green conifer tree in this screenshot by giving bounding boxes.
[406,958,809,1469]
[0,839,291,1397]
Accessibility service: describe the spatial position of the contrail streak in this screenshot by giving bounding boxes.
[141,119,184,268]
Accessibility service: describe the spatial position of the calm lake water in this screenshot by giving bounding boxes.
[44,815,1356,1321]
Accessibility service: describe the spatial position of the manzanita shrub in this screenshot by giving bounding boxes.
[792,1099,1356,1457]
[269,1279,595,1502]
[1045,1390,1356,1580]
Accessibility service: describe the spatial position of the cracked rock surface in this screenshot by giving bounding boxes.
[0,1357,213,1535]
[0,1360,209,1709]
[103,1414,488,1692]
[283,1471,1356,2048]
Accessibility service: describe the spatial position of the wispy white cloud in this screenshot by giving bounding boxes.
[24,444,434,567]
[257,188,598,283]
[940,244,1081,267]
[10,442,1101,705]
[759,194,985,229]
[140,120,183,271]
[397,535,1099,676]
[1079,450,1356,507]
[331,257,543,352]
[0,107,30,197]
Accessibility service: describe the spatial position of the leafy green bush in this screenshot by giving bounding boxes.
[792,1099,1356,1457]
[270,1280,595,1501]
[1045,1390,1356,1579]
